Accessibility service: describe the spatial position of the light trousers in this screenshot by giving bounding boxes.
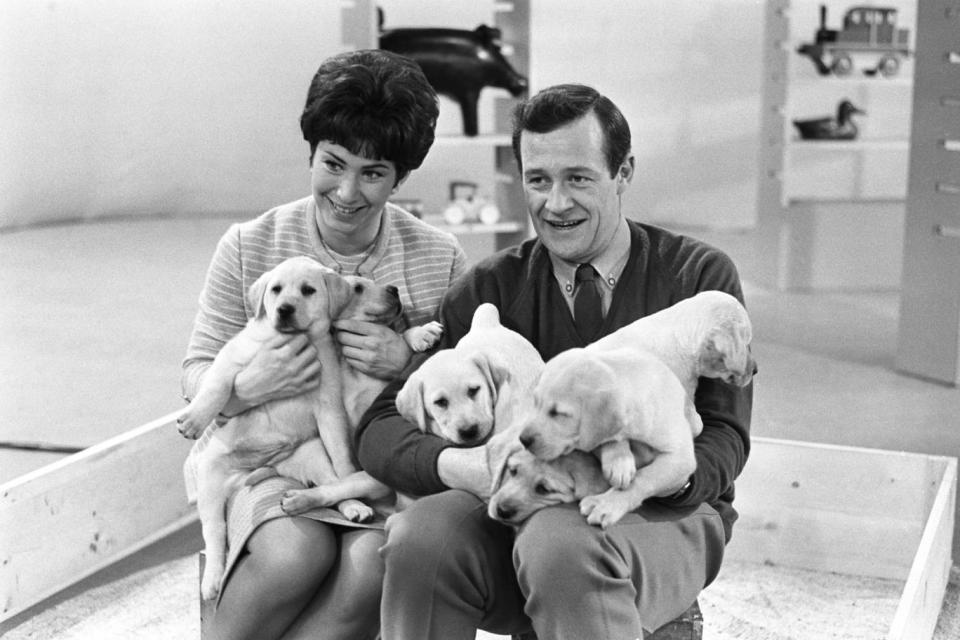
[379,490,726,640]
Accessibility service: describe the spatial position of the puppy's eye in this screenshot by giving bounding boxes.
[271,285,282,294]
[534,483,550,495]
[433,397,448,410]
[301,285,316,296]
[508,466,518,477]
[354,283,365,294]
[467,386,480,399]
[547,406,560,418]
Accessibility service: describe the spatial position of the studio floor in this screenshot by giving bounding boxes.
[2,214,959,638]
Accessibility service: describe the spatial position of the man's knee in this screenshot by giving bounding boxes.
[382,490,486,565]
[514,505,615,584]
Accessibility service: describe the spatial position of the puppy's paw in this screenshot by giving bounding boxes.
[200,561,224,601]
[405,322,444,352]
[281,489,323,515]
[580,490,632,529]
[603,456,636,491]
[598,442,636,490]
[338,499,374,523]
[176,411,207,440]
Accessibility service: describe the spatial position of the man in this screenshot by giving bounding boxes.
[357,83,752,640]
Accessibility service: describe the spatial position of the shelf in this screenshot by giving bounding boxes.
[788,139,910,150]
[422,220,525,235]
[434,134,513,147]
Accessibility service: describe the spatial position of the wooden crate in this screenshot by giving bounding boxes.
[0,411,194,622]
[727,437,957,639]
[0,421,954,639]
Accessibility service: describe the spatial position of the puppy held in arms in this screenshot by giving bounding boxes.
[396,302,544,447]
[518,290,756,529]
[177,256,441,600]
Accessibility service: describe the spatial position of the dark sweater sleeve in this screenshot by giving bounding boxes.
[660,244,752,526]
[355,273,482,495]
[355,376,452,496]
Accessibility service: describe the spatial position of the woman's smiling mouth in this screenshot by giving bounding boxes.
[326,197,364,215]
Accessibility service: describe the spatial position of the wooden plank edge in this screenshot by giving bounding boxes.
[0,410,184,494]
[0,411,194,622]
[888,456,957,639]
[0,512,197,624]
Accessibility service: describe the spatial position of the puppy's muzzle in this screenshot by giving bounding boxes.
[519,432,536,451]
[493,502,517,523]
[459,423,481,443]
[274,303,300,332]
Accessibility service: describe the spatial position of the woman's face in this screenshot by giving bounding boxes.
[311,141,404,241]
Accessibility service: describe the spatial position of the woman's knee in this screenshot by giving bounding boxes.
[245,517,337,591]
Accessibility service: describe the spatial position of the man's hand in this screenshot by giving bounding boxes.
[437,446,493,499]
[223,333,321,416]
[334,318,413,380]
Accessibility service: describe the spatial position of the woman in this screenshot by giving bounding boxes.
[181,49,468,640]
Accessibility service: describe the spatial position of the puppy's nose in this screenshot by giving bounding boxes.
[459,424,479,442]
[496,504,515,521]
[519,433,534,450]
[386,285,399,299]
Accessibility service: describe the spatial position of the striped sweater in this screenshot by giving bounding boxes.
[180,195,468,400]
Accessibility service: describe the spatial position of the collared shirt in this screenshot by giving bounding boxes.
[549,216,632,317]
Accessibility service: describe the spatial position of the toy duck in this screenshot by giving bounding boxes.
[792,100,865,140]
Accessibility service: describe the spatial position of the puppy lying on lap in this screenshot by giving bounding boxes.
[518,290,755,529]
[178,256,440,600]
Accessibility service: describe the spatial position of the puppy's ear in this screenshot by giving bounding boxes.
[487,437,523,495]
[247,269,273,320]
[578,386,626,451]
[396,371,431,432]
[322,271,353,319]
[470,351,511,400]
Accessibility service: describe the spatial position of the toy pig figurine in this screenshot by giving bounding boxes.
[380,24,528,136]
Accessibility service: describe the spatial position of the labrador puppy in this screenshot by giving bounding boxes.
[396,303,544,446]
[487,443,658,526]
[518,290,755,528]
[519,349,699,528]
[178,256,439,600]
[590,290,756,396]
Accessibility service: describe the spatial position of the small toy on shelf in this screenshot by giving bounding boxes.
[792,99,865,140]
[442,181,500,226]
[796,4,911,77]
[378,12,528,137]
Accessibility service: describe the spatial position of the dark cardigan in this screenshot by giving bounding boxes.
[357,220,752,542]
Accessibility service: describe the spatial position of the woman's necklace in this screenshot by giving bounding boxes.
[317,232,375,276]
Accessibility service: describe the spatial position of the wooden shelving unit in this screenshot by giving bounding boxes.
[756,0,917,291]
[896,0,960,385]
[345,0,532,259]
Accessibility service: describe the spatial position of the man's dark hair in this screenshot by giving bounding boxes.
[511,83,631,178]
[300,49,439,184]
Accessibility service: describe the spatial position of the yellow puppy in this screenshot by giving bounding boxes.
[519,349,698,528]
[488,443,658,526]
[397,303,544,446]
[179,256,439,600]
[519,291,755,529]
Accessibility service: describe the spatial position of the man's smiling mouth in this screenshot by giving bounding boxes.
[546,219,584,229]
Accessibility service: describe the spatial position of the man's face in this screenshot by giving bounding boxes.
[519,113,631,263]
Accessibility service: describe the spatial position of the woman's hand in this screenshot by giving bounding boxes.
[334,318,413,380]
[222,333,321,416]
